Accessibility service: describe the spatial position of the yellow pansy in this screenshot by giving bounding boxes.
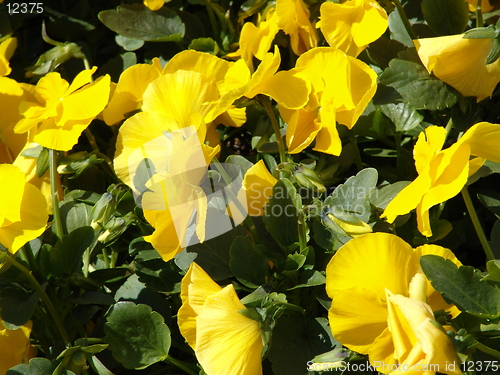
[14,68,111,151]
[384,289,461,375]
[102,58,162,125]
[216,46,310,119]
[227,9,280,71]
[382,123,500,237]
[0,319,33,374]
[318,0,388,57]
[13,142,62,215]
[280,47,377,155]
[0,164,47,253]
[414,34,500,100]
[0,37,17,77]
[465,0,499,12]
[0,77,32,163]
[242,160,278,216]
[276,0,317,55]
[163,50,247,129]
[178,262,263,375]
[326,232,461,373]
[114,110,219,261]
[143,0,164,11]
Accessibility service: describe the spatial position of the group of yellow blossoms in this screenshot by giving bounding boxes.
[2,0,500,374]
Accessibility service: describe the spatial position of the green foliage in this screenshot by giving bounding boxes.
[104,302,171,369]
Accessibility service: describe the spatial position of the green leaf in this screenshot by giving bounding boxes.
[98,5,185,42]
[188,37,219,55]
[388,8,413,47]
[0,287,38,329]
[6,358,57,375]
[104,302,171,369]
[463,25,497,39]
[115,35,144,51]
[380,102,423,133]
[379,55,459,110]
[263,179,301,249]
[421,0,469,36]
[36,147,49,178]
[225,155,254,176]
[325,168,377,222]
[483,260,500,283]
[478,188,500,216]
[420,255,500,318]
[368,181,411,209]
[268,316,335,375]
[50,226,95,277]
[59,201,93,234]
[229,237,269,288]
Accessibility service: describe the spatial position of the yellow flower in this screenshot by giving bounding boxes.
[216,46,311,116]
[14,68,111,151]
[240,160,278,217]
[0,37,17,77]
[227,9,280,71]
[318,0,388,57]
[384,290,461,375]
[382,123,500,236]
[414,34,500,100]
[13,142,62,215]
[465,0,499,12]
[102,58,162,125]
[0,319,33,374]
[276,0,317,55]
[178,262,263,375]
[0,77,32,163]
[143,0,164,11]
[0,164,47,253]
[326,232,461,373]
[280,47,377,155]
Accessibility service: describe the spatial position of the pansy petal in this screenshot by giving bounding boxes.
[57,74,111,125]
[33,118,90,151]
[196,285,263,375]
[329,287,389,349]
[326,232,417,300]
[0,320,32,374]
[282,106,321,154]
[0,37,17,77]
[413,126,447,175]
[178,262,222,349]
[66,67,97,95]
[313,122,342,155]
[457,122,500,162]
[242,160,277,216]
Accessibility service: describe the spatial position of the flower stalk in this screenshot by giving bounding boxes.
[49,149,64,239]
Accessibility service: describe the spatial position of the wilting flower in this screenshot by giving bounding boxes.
[318,0,388,57]
[280,47,377,155]
[0,319,33,374]
[326,232,462,373]
[102,59,162,125]
[143,0,164,11]
[382,122,500,236]
[178,262,263,375]
[414,34,500,100]
[276,0,317,55]
[14,67,111,151]
[0,37,17,77]
[0,164,47,253]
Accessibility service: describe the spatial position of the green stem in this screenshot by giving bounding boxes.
[461,186,495,261]
[475,340,500,359]
[349,131,363,171]
[84,128,99,153]
[20,242,38,277]
[392,0,418,41]
[395,132,404,175]
[476,0,484,28]
[101,246,110,269]
[298,210,308,251]
[5,255,71,345]
[258,95,287,164]
[49,149,64,239]
[164,355,199,375]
